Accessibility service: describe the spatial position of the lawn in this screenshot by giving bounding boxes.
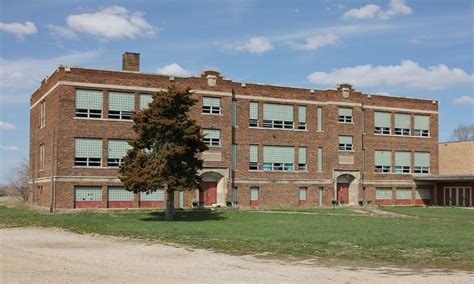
[0,205,473,271]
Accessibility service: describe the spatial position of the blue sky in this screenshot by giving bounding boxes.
[0,0,473,184]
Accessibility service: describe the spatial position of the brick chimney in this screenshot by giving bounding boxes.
[122,52,140,72]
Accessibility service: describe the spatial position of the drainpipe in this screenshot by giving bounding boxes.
[49,129,56,213]
[361,103,365,202]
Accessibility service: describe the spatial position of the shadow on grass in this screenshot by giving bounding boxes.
[141,210,227,222]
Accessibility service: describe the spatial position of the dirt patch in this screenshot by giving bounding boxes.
[1,227,472,283]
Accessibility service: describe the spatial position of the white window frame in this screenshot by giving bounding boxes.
[203,129,221,147]
[414,129,430,137]
[374,126,391,135]
[262,162,294,172]
[202,97,221,115]
[338,136,353,152]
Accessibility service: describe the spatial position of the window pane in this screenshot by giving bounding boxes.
[76,89,103,110]
[139,94,153,110]
[263,103,293,122]
[109,92,135,112]
[75,138,102,158]
[263,146,294,163]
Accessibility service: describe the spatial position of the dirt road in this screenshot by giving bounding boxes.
[1,227,472,283]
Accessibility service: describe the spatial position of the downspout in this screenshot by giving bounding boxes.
[361,103,365,202]
[49,129,56,213]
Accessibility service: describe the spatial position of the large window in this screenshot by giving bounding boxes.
[338,107,353,123]
[394,113,411,136]
[140,188,164,201]
[263,146,294,171]
[414,152,430,173]
[202,97,221,114]
[203,129,220,147]
[375,150,391,173]
[338,136,353,151]
[396,188,412,200]
[249,145,259,170]
[75,89,103,118]
[75,187,102,202]
[139,94,153,110]
[249,102,258,127]
[108,186,133,201]
[298,105,307,129]
[374,112,391,135]
[107,140,131,167]
[40,100,46,128]
[376,188,392,200]
[75,138,102,167]
[298,147,307,171]
[395,151,411,173]
[109,92,134,120]
[263,103,293,129]
[414,115,430,137]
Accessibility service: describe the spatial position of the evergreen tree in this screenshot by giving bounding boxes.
[119,87,208,220]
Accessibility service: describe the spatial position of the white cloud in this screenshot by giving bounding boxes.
[453,96,474,105]
[0,145,19,151]
[0,122,16,130]
[288,34,338,50]
[0,50,101,104]
[65,5,158,40]
[233,37,273,54]
[0,21,37,38]
[47,24,77,39]
[307,60,474,90]
[156,64,195,77]
[343,0,412,20]
[343,4,381,20]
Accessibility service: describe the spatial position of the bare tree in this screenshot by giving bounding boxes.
[7,159,30,201]
[451,123,474,141]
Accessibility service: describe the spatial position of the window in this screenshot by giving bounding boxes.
[75,187,102,201]
[250,187,259,201]
[40,100,46,128]
[75,89,103,118]
[202,97,221,114]
[298,147,307,171]
[299,187,307,201]
[317,147,323,172]
[139,94,153,110]
[39,144,45,171]
[107,140,131,167]
[395,151,411,173]
[414,115,430,137]
[232,100,237,127]
[375,150,391,173]
[249,102,258,127]
[263,146,294,172]
[263,103,293,129]
[416,188,431,200]
[74,138,102,167]
[108,92,134,120]
[317,107,323,132]
[338,107,353,123]
[203,129,220,146]
[140,187,164,201]
[396,188,412,200]
[232,144,237,170]
[231,187,238,203]
[338,136,353,151]
[108,186,133,201]
[298,105,307,129]
[414,152,430,173]
[374,112,391,135]
[249,145,259,170]
[376,188,392,200]
[394,113,411,136]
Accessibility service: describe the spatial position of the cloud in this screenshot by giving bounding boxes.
[0,145,19,151]
[65,5,158,40]
[343,4,381,20]
[233,37,273,54]
[0,122,16,130]
[156,64,195,77]
[0,21,37,38]
[453,96,474,105]
[288,34,338,50]
[343,0,412,20]
[307,60,473,90]
[0,50,101,104]
[47,24,77,39]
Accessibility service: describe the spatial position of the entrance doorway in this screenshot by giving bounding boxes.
[337,183,349,203]
[200,182,217,205]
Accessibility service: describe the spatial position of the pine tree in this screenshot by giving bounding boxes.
[119,87,208,220]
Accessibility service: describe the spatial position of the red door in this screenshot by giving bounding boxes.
[337,183,349,204]
[200,182,217,205]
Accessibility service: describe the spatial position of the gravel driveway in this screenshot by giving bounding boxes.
[1,227,472,283]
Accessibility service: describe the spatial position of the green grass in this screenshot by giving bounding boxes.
[379,206,474,221]
[1,206,473,271]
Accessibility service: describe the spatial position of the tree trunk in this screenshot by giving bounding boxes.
[165,185,175,221]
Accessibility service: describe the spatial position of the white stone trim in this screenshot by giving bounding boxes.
[363,105,437,114]
[30,82,61,109]
[362,180,416,185]
[233,178,332,185]
[29,176,122,184]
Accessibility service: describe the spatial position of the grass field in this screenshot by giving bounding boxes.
[0,205,473,271]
